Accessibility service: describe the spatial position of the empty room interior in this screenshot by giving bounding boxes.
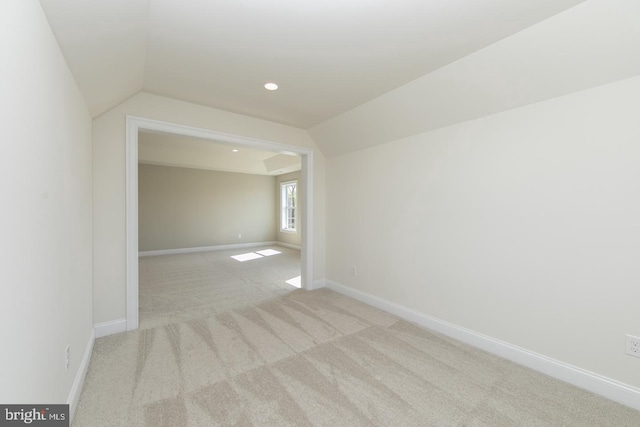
[137,130,304,329]
[3,0,640,425]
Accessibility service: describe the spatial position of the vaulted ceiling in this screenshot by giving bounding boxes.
[39,0,585,128]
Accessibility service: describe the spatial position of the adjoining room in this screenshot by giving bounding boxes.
[137,131,303,329]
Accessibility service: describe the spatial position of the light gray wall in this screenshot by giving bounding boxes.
[1,1,93,405]
[326,75,640,389]
[275,171,302,247]
[138,164,276,251]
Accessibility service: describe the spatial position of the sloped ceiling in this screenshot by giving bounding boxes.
[39,0,585,127]
[38,0,149,118]
[309,0,640,157]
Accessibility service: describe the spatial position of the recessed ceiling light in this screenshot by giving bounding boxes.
[264,82,278,91]
[232,149,238,152]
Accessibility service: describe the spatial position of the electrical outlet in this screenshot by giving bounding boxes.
[626,335,640,358]
[238,233,242,239]
[350,266,357,276]
[65,345,70,372]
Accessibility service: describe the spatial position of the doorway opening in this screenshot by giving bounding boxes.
[125,116,314,331]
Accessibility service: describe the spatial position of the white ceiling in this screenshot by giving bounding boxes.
[138,131,301,176]
[309,0,640,157]
[39,0,585,127]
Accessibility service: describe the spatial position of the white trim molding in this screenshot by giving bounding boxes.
[94,318,127,338]
[139,241,279,257]
[67,329,95,423]
[126,115,315,331]
[325,280,640,411]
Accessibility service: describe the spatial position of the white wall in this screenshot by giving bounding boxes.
[0,0,93,405]
[139,164,276,251]
[93,92,325,324]
[327,75,640,390]
[310,0,640,157]
[276,171,302,247]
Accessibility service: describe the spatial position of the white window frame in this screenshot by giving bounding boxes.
[280,180,297,233]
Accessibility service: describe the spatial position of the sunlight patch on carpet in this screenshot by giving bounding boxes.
[231,252,264,262]
[256,249,281,257]
[286,275,301,288]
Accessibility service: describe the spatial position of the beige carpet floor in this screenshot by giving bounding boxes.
[73,249,640,426]
[138,246,301,330]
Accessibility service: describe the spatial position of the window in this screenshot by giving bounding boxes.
[280,180,297,232]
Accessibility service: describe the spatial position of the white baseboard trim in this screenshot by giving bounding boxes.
[67,329,95,423]
[139,241,278,257]
[325,280,640,411]
[275,242,301,250]
[94,318,127,338]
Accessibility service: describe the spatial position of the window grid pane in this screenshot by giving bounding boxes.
[281,182,297,231]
